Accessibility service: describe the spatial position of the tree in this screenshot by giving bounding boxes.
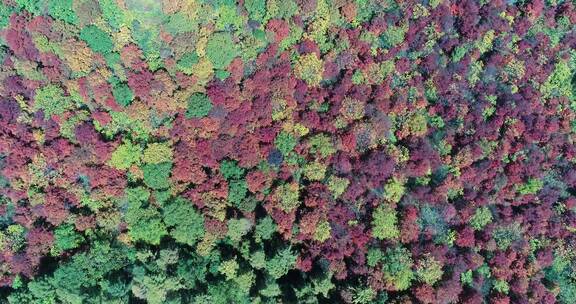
[186,93,213,118]
[294,53,324,86]
[469,206,493,231]
[381,246,414,291]
[163,197,205,246]
[142,162,173,190]
[372,204,399,240]
[205,32,238,70]
[52,224,83,255]
[415,254,443,285]
[80,25,114,54]
[108,141,141,170]
[33,85,74,118]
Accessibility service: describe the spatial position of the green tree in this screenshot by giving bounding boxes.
[274,131,297,156]
[227,218,252,243]
[143,143,173,164]
[186,93,213,118]
[48,0,77,25]
[205,32,238,70]
[469,206,493,231]
[381,246,414,291]
[108,141,141,170]
[80,25,114,54]
[371,204,399,240]
[415,254,443,285]
[125,187,167,245]
[142,162,172,190]
[220,159,245,180]
[52,224,83,254]
[266,247,297,279]
[163,197,205,246]
[33,84,74,118]
[112,83,134,107]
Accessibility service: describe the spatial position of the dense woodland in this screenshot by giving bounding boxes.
[0,0,576,303]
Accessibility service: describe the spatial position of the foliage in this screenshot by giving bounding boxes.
[109,141,142,170]
[2,1,576,303]
[142,162,173,190]
[381,246,414,291]
[294,53,324,86]
[469,206,493,231]
[186,93,213,118]
[372,204,399,240]
[143,142,173,164]
[205,32,238,70]
[415,254,443,285]
[33,84,74,118]
[163,197,205,246]
[80,25,114,54]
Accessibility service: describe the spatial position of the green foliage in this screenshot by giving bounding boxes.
[33,84,74,118]
[266,247,297,279]
[516,178,543,195]
[367,248,383,267]
[143,142,173,164]
[461,269,473,286]
[276,183,300,211]
[186,93,213,118]
[381,246,414,291]
[380,24,408,48]
[541,59,575,106]
[215,5,243,31]
[80,25,114,54]
[294,53,324,86]
[205,32,238,69]
[126,196,168,245]
[228,179,248,206]
[108,141,141,170]
[493,280,509,294]
[255,216,277,242]
[470,206,493,231]
[245,0,266,22]
[219,258,239,280]
[48,0,77,25]
[327,175,349,198]
[177,52,200,75]
[415,254,443,285]
[112,83,134,107]
[227,218,252,243]
[52,224,83,254]
[303,161,327,181]
[351,287,376,304]
[371,204,399,240]
[99,0,126,30]
[142,162,173,190]
[220,160,246,180]
[0,224,26,252]
[492,222,522,250]
[313,220,331,242]
[308,133,336,158]
[10,241,134,303]
[15,0,44,15]
[545,245,576,303]
[163,197,205,246]
[383,177,405,203]
[275,131,297,155]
